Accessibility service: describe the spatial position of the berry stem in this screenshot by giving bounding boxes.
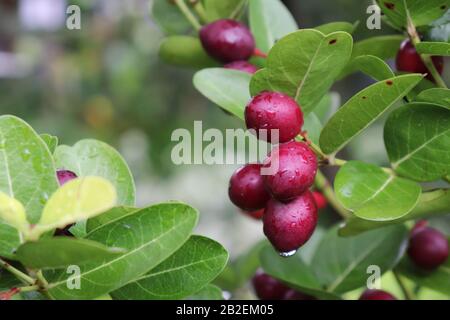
[188,0,208,23]
[296,134,328,162]
[253,48,268,59]
[407,14,447,88]
[0,258,35,286]
[393,270,415,300]
[314,171,351,219]
[174,0,202,31]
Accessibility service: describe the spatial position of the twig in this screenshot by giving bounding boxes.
[314,171,351,219]
[393,270,415,300]
[174,0,202,31]
[0,258,35,286]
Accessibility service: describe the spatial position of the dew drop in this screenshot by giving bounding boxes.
[279,249,297,257]
[123,224,131,229]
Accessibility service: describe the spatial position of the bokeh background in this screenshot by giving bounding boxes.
[1,0,449,260]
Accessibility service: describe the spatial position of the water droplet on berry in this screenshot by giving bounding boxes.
[279,249,297,257]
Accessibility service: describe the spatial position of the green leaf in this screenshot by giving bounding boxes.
[40,134,58,154]
[30,177,117,239]
[340,35,404,78]
[312,225,408,293]
[86,206,137,234]
[416,41,450,56]
[385,103,450,181]
[397,242,450,296]
[0,224,21,259]
[152,0,191,35]
[159,36,219,69]
[340,189,450,236]
[345,55,395,81]
[376,0,450,28]
[319,74,423,154]
[0,192,29,234]
[112,235,228,300]
[335,161,421,221]
[0,115,58,223]
[202,0,247,21]
[15,237,126,269]
[45,203,198,300]
[260,245,341,300]
[0,116,58,258]
[249,0,298,54]
[54,139,135,207]
[315,21,358,35]
[250,29,353,114]
[416,88,450,109]
[187,284,223,300]
[193,68,252,119]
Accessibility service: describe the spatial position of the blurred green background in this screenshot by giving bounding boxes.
[0,0,448,258]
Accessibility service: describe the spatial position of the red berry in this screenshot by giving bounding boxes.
[245,92,303,143]
[396,39,444,81]
[312,191,327,210]
[263,191,318,254]
[228,164,270,211]
[252,271,290,300]
[411,220,428,237]
[200,19,255,63]
[224,61,259,74]
[57,170,77,186]
[407,227,449,270]
[282,289,316,300]
[263,141,317,201]
[359,289,397,300]
[242,209,264,220]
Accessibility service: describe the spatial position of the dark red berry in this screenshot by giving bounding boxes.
[242,209,264,220]
[228,164,270,211]
[263,141,317,201]
[56,170,77,186]
[224,61,259,74]
[411,220,428,237]
[245,92,303,143]
[407,227,449,270]
[282,289,316,300]
[200,19,255,63]
[263,191,318,254]
[312,191,327,210]
[252,270,290,300]
[396,39,444,81]
[359,289,397,300]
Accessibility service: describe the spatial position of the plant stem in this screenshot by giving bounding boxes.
[393,270,415,300]
[0,258,35,286]
[407,14,447,88]
[314,171,351,219]
[174,0,202,31]
[36,270,49,289]
[189,0,208,23]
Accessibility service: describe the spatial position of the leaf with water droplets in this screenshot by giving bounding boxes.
[385,103,450,181]
[0,115,58,258]
[335,161,421,221]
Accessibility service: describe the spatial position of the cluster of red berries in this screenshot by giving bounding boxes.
[199,19,259,74]
[228,91,325,256]
[396,39,445,81]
